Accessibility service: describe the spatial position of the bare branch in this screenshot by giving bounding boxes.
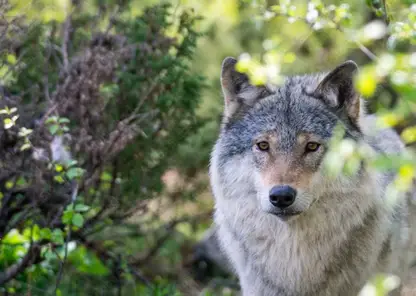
[62,10,72,72]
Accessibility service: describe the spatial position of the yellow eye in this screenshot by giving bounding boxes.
[306,142,320,152]
[257,141,269,151]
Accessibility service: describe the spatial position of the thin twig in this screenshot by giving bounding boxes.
[53,182,78,295]
[354,40,378,61]
[62,10,72,72]
[273,12,380,63]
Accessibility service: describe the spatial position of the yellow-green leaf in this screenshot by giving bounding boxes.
[377,113,400,128]
[3,118,13,129]
[20,143,31,151]
[6,54,17,65]
[283,52,296,63]
[3,229,27,244]
[401,126,416,144]
[54,175,65,184]
[55,164,64,172]
[5,181,14,189]
[399,164,414,180]
[251,67,267,86]
[355,67,377,97]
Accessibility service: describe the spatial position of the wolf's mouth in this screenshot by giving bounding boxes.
[267,210,303,219]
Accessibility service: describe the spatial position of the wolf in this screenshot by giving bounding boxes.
[209,57,416,296]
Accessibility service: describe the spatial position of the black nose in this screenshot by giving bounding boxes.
[269,185,296,209]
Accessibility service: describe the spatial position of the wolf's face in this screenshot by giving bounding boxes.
[215,58,362,220]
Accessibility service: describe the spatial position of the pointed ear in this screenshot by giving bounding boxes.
[221,57,271,118]
[312,60,360,122]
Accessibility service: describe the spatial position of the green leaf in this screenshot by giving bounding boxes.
[23,224,41,241]
[48,124,60,135]
[58,117,70,123]
[6,54,17,65]
[100,172,113,182]
[16,176,27,187]
[66,167,84,179]
[67,160,78,167]
[55,164,64,172]
[62,210,73,225]
[74,204,90,212]
[45,116,58,124]
[20,142,31,151]
[5,181,14,189]
[3,229,28,244]
[43,248,58,261]
[3,118,13,129]
[54,175,65,184]
[355,66,377,97]
[51,229,64,244]
[68,246,110,276]
[65,203,74,211]
[72,213,84,228]
[40,228,52,240]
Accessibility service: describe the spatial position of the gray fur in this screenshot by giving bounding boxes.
[210,58,416,296]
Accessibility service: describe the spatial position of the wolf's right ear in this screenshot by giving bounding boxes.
[311,61,360,122]
[221,57,271,118]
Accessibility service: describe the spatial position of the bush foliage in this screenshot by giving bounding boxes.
[0,1,206,294]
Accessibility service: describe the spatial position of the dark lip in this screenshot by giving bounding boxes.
[267,210,303,218]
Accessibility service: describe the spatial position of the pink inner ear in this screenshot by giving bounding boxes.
[347,94,360,121]
[221,77,233,106]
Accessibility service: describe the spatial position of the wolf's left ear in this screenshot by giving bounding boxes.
[221,57,271,118]
[312,60,360,122]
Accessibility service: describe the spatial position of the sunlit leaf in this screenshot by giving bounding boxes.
[6,54,17,65]
[5,181,14,189]
[401,126,416,144]
[100,172,113,182]
[18,127,33,137]
[54,175,65,184]
[355,67,377,97]
[3,229,28,244]
[20,142,31,151]
[55,164,64,172]
[3,118,14,129]
[377,113,401,128]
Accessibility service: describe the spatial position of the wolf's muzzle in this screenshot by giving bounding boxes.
[269,185,296,209]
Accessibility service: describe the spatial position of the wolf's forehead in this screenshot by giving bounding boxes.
[248,94,336,138]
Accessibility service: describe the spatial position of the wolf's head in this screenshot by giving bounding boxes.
[213,57,365,221]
